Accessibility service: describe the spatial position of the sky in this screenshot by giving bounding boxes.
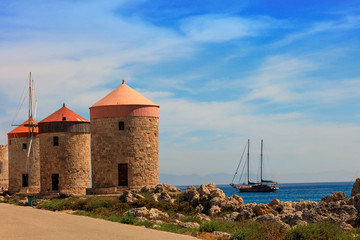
[0,0,360,184]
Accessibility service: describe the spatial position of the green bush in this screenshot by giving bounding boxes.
[120,213,136,224]
[284,221,353,240]
[38,199,70,211]
[231,228,249,240]
[199,220,224,232]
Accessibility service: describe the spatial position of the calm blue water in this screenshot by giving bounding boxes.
[177,182,354,204]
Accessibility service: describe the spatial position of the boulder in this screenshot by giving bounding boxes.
[294,200,317,212]
[280,211,303,226]
[351,178,360,197]
[350,194,360,211]
[213,231,231,240]
[196,213,211,222]
[154,184,172,193]
[209,197,222,207]
[140,185,155,194]
[148,208,169,221]
[151,193,161,202]
[255,214,290,230]
[210,189,225,199]
[321,192,349,203]
[206,183,217,191]
[172,213,185,220]
[176,221,200,229]
[207,205,221,217]
[268,199,281,207]
[220,196,243,212]
[253,204,277,216]
[195,204,204,213]
[158,192,174,203]
[197,184,210,196]
[124,207,149,218]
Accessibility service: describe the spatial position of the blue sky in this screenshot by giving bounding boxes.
[0,0,360,183]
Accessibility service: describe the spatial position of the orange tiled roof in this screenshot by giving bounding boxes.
[90,81,158,108]
[8,119,39,138]
[39,105,89,123]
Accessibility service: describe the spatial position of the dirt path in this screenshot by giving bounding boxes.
[0,203,197,240]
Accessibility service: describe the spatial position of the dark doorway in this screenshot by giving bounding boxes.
[118,164,128,186]
[22,174,29,187]
[52,174,59,191]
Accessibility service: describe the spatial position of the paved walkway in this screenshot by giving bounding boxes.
[0,203,197,240]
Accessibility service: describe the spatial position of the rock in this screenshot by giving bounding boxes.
[209,197,222,207]
[135,216,148,222]
[206,183,217,191]
[220,196,243,212]
[350,194,360,211]
[124,207,149,218]
[148,208,169,221]
[154,184,172,193]
[351,178,360,197]
[0,196,5,202]
[316,201,357,224]
[151,193,160,202]
[281,211,303,226]
[302,209,326,223]
[183,187,199,202]
[213,231,231,239]
[197,184,210,196]
[208,205,221,217]
[268,199,281,206]
[176,221,200,229]
[234,206,256,221]
[339,222,353,230]
[190,193,200,207]
[253,204,277,216]
[158,192,174,203]
[255,214,290,230]
[121,191,144,203]
[172,213,185,220]
[196,213,211,222]
[224,212,240,221]
[294,200,317,212]
[321,192,349,203]
[195,204,204,213]
[140,185,155,194]
[152,220,164,224]
[210,189,225,199]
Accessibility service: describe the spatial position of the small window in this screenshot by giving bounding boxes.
[62,116,66,121]
[9,140,11,145]
[119,121,125,131]
[22,143,27,150]
[22,174,29,187]
[53,136,59,146]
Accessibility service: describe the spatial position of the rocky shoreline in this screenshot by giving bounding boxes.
[120,179,360,232]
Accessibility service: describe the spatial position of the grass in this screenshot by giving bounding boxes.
[36,195,360,240]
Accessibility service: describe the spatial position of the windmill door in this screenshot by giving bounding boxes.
[118,164,128,186]
[52,174,59,191]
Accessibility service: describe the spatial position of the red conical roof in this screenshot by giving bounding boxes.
[40,105,89,123]
[90,81,158,108]
[8,119,39,139]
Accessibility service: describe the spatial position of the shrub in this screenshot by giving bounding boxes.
[231,228,249,240]
[199,220,224,233]
[284,221,352,240]
[38,199,70,211]
[120,213,136,224]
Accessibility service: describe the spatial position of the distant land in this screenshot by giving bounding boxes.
[160,171,358,186]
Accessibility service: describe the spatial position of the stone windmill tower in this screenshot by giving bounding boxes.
[0,144,9,190]
[7,119,40,194]
[38,104,91,195]
[89,80,159,193]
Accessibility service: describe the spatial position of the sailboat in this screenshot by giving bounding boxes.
[230,139,279,192]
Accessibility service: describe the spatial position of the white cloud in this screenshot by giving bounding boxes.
[180,15,280,43]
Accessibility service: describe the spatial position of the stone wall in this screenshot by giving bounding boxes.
[91,116,158,190]
[40,132,91,195]
[0,145,8,190]
[8,137,40,194]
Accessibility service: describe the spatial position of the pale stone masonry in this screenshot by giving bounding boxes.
[39,132,90,195]
[91,117,159,189]
[8,137,40,194]
[0,145,9,190]
[89,81,159,193]
[39,105,91,195]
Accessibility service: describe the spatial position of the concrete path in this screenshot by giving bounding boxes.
[0,203,197,240]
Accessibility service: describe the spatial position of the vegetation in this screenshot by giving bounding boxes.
[33,195,360,240]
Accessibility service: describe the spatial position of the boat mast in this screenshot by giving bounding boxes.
[247,139,250,185]
[260,139,263,184]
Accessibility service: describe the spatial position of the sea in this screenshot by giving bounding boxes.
[177,182,354,204]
